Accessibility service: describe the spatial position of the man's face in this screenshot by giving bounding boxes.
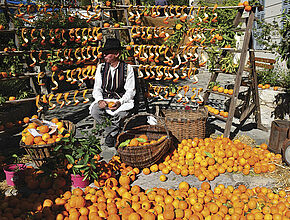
[103,50,120,63]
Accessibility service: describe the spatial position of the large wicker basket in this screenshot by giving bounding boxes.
[20,120,76,168]
[116,113,173,169]
[161,107,208,142]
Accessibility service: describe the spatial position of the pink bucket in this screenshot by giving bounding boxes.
[3,164,27,186]
[70,174,90,188]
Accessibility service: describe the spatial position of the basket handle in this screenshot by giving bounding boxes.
[122,113,170,138]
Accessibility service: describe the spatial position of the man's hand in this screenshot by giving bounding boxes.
[98,100,107,109]
[109,101,121,110]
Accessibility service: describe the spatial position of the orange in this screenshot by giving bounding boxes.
[107,101,115,108]
[104,23,110,28]
[56,122,64,129]
[150,164,158,172]
[143,168,150,175]
[34,136,43,144]
[179,182,189,192]
[23,117,30,124]
[72,188,84,196]
[138,134,149,142]
[129,138,139,147]
[24,135,34,145]
[159,175,167,182]
[228,89,233,95]
[8,96,16,101]
[31,115,38,119]
[243,1,249,6]
[51,118,59,124]
[217,87,224,93]
[163,210,175,219]
[212,86,219,91]
[37,125,49,134]
[79,207,89,216]
[176,24,182,30]
[42,133,51,142]
[43,199,53,208]
[259,143,267,150]
[245,5,252,12]
[114,23,120,28]
[128,212,141,220]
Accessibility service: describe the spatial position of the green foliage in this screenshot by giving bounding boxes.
[278,13,290,69]
[0,12,8,28]
[257,67,290,94]
[165,21,188,47]
[257,69,280,86]
[0,40,22,74]
[0,79,33,101]
[54,130,102,181]
[195,0,240,71]
[254,11,290,69]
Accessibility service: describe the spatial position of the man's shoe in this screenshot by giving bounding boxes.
[105,135,115,148]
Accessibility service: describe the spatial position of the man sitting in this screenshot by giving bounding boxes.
[89,38,136,147]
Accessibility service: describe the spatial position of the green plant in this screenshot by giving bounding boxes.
[254,11,290,69]
[120,41,131,61]
[0,79,33,101]
[54,130,102,181]
[5,154,24,172]
[165,21,188,47]
[257,69,280,86]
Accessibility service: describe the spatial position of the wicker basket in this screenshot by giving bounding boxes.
[161,107,208,142]
[116,113,173,169]
[20,120,76,168]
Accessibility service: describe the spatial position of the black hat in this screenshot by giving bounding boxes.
[101,38,124,52]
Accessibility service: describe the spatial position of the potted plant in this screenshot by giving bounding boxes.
[3,154,27,186]
[54,130,102,188]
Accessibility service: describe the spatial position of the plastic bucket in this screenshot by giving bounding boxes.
[3,164,27,186]
[70,174,89,188]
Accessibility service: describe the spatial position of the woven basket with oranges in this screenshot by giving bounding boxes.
[20,118,75,167]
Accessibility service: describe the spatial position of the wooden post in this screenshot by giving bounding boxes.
[224,9,255,137]
[248,33,267,131]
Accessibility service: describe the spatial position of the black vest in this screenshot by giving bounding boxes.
[101,62,127,99]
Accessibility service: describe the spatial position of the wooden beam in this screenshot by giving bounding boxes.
[240,103,255,122]
[255,57,276,64]
[203,72,218,103]
[233,9,244,27]
[224,10,255,138]
[248,33,268,132]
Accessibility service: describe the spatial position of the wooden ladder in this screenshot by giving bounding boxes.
[203,8,267,138]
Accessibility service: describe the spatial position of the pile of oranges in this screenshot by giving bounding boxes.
[3,180,287,220]
[21,117,70,146]
[205,105,229,118]
[211,86,234,96]
[143,137,281,181]
[258,83,279,91]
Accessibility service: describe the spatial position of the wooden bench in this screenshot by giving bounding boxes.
[245,57,276,72]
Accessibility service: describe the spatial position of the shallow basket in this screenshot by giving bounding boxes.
[161,107,208,142]
[116,113,172,169]
[20,120,75,168]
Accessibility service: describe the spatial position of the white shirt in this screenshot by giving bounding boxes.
[89,62,136,114]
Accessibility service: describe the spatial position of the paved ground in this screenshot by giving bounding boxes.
[0,70,289,192]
